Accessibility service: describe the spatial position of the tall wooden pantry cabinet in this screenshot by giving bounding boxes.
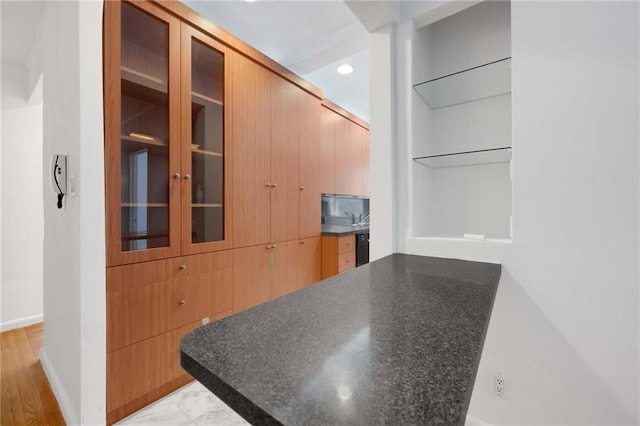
[103,0,368,423]
[104,1,234,422]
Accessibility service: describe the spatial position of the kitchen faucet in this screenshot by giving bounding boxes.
[358,212,370,225]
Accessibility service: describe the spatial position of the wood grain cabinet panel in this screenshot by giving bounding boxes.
[230,52,271,248]
[232,245,271,313]
[349,122,364,196]
[338,252,356,273]
[180,251,233,320]
[362,129,370,196]
[322,235,355,278]
[320,106,336,194]
[299,94,322,238]
[270,74,301,243]
[338,234,355,254]
[334,115,351,195]
[300,237,322,287]
[107,258,183,352]
[107,322,199,424]
[269,241,300,300]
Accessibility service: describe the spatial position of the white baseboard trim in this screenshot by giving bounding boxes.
[40,347,77,425]
[0,314,43,332]
[465,414,493,426]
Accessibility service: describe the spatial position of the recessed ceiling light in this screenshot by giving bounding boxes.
[337,64,354,75]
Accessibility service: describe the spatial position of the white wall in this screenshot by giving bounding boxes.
[369,26,396,260]
[0,61,44,331]
[39,1,105,424]
[389,1,639,423]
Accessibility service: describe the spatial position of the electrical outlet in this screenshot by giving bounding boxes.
[493,372,506,398]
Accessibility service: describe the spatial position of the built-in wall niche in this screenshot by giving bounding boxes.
[411,0,512,241]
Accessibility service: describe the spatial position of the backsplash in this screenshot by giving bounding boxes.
[321,194,370,226]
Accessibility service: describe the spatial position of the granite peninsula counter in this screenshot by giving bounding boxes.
[181,254,501,425]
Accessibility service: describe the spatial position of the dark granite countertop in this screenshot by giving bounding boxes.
[321,224,370,236]
[181,254,501,426]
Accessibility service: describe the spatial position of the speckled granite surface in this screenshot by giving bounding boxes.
[321,224,370,236]
[181,254,501,426]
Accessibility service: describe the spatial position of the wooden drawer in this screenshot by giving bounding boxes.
[182,251,233,320]
[107,322,199,424]
[338,234,355,254]
[107,258,186,352]
[338,252,355,273]
[107,252,233,352]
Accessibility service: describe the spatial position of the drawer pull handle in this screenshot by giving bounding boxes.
[179,265,187,271]
[179,300,186,306]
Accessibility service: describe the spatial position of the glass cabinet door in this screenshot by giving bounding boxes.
[105,1,181,265]
[181,25,231,253]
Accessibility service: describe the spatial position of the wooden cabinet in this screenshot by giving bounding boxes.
[321,234,356,278]
[106,251,232,421]
[320,106,336,194]
[350,122,364,196]
[107,322,199,425]
[231,244,271,313]
[271,74,301,243]
[334,114,351,195]
[321,106,369,197]
[104,1,367,424]
[299,94,322,238]
[233,237,321,310]
[105,0,182,266]
[105,1,232,267]
[229,53,271,248]
[231,58,323,248]
[362,129,370,196]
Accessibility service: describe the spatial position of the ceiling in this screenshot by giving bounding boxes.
[1,0,371,120]
[0,0,45,66]
[184,0,370,121]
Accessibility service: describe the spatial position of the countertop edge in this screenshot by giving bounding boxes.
[180,350,283,426]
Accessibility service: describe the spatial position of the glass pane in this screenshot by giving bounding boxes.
[190,38,224,244]
[120,2,170,252]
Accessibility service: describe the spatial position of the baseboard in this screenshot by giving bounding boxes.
[40,347,77,425]
[465,414,493,426]
[0,314,43,332]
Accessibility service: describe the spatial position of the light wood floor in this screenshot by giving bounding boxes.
[1,323,65,425]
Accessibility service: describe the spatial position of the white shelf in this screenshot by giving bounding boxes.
[414,58,511,109]
[414,147,511,168]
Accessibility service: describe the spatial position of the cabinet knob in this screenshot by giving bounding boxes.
[184,174,191,180]
[179,300,186,306]
[271,244,277,248]
[299,241,305,245]
[173,172,181,179]
[299,186,305,191]
[346,241,351,245]
[266,245,272,249]
[271,183,277,188]
[179,264,187,271]
[346,259,351,263]
[265,183,272,188]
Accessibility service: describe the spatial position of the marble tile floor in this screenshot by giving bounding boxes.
[115,381,249,426]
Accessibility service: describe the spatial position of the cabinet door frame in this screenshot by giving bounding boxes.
[180,24,233,255]
[105,0,182,267]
